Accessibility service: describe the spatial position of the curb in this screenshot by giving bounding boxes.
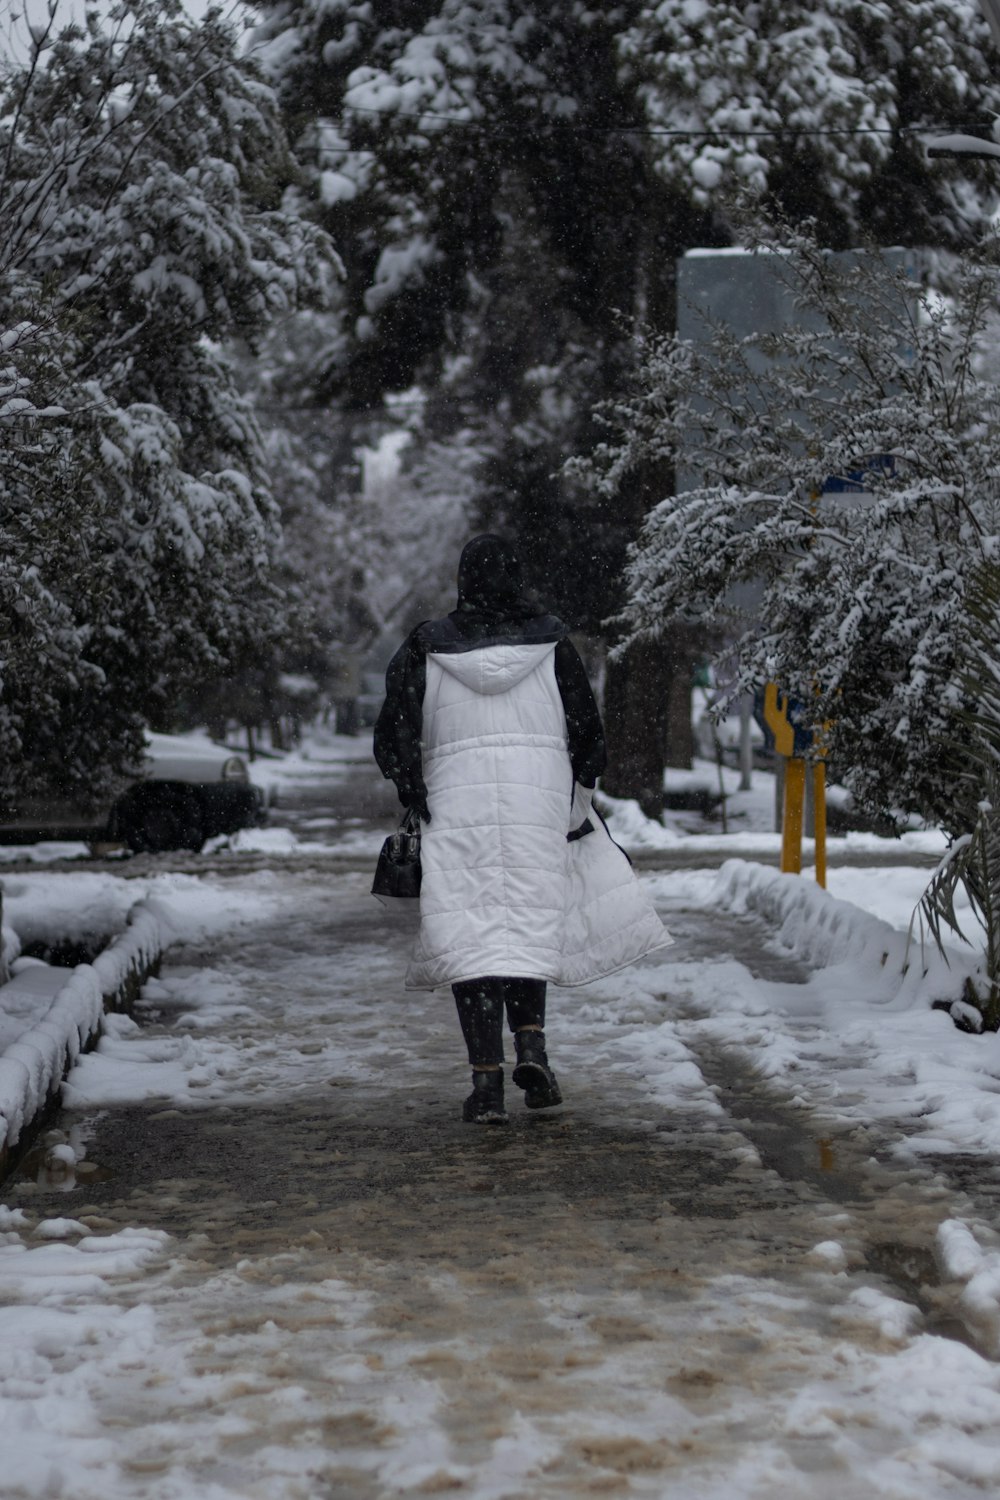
[0,897,173,1187]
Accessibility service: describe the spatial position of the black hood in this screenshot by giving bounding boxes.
[455,534,541,620]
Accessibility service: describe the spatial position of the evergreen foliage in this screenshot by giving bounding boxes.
[918,781,1000,1031]
[248,2,1000,631]
[920,563,1000,1029]
[574,215,1000,831]
[622,0,1000,249]
[0,0,336,806]
[247,0,716,628]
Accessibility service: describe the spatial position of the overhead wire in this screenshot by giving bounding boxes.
[333,100,999,142]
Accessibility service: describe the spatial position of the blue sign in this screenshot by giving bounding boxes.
[822,454,896,494]
[753,686,814,757]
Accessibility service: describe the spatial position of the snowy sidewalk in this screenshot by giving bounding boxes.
[2,861,1000,1497]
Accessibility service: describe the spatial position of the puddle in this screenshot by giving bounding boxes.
[694,1041,880,1200]
[13,1124,114,1193]
[688,1039,989,1345]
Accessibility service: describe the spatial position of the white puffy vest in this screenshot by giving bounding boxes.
[405,641,671,990]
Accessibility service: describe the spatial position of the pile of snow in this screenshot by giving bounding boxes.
[1,918,19,983]
[596,794,687,849]
[0,898,175,1156]
[937,1221,1000,1356]
[0,872,139,951]
[597,769,948,858]
[203,825,302,856]
[712,857,965,985]
[0,841,93,866]
[655,859,1000,1160]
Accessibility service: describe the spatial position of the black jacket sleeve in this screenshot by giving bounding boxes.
[554,639,606,788]
[373,629,428,813]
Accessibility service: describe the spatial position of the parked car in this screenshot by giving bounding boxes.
[0,733,266,854]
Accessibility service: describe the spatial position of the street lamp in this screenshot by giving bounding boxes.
[925,133,1000,160]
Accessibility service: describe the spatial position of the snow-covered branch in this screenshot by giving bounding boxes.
[574,220,1000,830]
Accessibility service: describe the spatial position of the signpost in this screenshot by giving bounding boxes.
[757,684,828,887]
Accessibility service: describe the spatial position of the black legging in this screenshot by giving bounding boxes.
[452,976,547,1067]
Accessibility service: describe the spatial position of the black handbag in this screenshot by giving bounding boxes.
[372,807,422,900]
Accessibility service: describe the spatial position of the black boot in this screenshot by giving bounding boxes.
[462,1068,508,1124]
[512,1030,563,1110]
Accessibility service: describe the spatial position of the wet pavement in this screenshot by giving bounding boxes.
[2,763,997,1496]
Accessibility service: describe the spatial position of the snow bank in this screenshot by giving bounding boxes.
[0,898,174,1162]
[204,825,301,856]
[91,896,173,1010]
[0,966,103,1154]
[655,859,1000,1167]
[712,857,980,1004]
[937,1221,1000,1357]
[0,871,138,950]
[1,919,19,983]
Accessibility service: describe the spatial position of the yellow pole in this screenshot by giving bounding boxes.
[813,760,827,889]
[781,757,806,874]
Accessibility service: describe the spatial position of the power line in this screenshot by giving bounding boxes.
[334,101,998,142]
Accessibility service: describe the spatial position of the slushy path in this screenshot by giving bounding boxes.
[5,860,1000,1500]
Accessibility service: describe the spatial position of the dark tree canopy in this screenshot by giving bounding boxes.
[0,0,336,806]
[250,1,1000,638]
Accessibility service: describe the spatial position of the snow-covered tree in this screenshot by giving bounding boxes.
[246,1,709,624]
[575,217,1000,831]
[0,0,336,806]
[248,0,1000,488]
[622,0,1000,248]
[247,0,1000,803]
[233,306,482,700]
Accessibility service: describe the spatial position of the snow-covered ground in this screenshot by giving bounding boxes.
[1,846,1000,1496]
[3,733,1000,1496]
[598,757,947,862]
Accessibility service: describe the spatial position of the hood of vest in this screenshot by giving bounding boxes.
[428,641,557,698]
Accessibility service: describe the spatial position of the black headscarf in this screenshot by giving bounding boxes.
[375,533,601,808]
[455,534,542,622]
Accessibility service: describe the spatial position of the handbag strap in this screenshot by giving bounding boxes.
[401,806,422,835]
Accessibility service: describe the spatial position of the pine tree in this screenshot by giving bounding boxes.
[248,1,706,627]
[623,0,1000,249]
[248,0,1000,803]
[0,0,337,806]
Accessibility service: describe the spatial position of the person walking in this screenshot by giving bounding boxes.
[374,534,670,1124]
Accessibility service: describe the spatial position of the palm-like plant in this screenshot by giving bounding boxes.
[919,562,1000,1029]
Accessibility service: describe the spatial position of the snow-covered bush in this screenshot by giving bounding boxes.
[0,0,337,807]
[574,215,1000,834]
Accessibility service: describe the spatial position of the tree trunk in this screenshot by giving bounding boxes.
[739,693,754,792]
[664,635,696,770]
[597,227,694,810]
[601,638,671,818]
